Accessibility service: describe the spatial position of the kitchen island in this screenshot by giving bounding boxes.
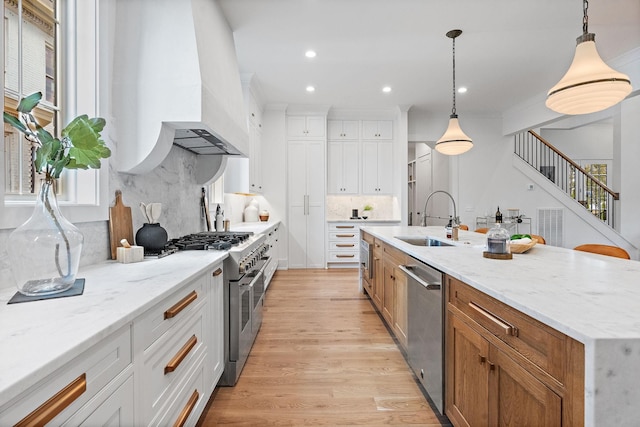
[362,225,640,427]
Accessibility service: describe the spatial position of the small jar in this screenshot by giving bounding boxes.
[486,223,510,254]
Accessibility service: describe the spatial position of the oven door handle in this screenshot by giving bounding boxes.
[247,270,264,289]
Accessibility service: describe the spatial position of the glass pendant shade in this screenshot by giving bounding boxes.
[435,115,473,155]
[546,37,632,115]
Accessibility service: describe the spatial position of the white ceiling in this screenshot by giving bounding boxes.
[218,0,639,115]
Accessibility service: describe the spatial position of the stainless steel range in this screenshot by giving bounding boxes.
[162,231,271,386]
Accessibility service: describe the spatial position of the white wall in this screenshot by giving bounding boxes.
[541,122,613,161]
[619,96,640,254]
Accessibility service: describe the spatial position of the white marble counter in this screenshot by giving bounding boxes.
[0,221,281,408]
[327,218,401,223]
[362,225,640,426]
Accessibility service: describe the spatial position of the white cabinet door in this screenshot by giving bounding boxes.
[362,120,393,139]
[209,265,224,391]
[328,120,358,140]
[362,141,393,194]
[249,122,262,193]
[327,141,358,194]
[287,139,325,268]
[288,116,325,138]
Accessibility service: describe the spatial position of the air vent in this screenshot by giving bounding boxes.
[173,129,243,156]
[537,208,563,246]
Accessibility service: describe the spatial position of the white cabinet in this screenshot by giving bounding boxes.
[362,141,393,194]
[327,141,359,194]
[287,115,326,138]
[288,139,326,268]
[362,120,393,139]
[0,326,133,426]
[208,265,224,392]
[248,120,263,193]
[328,120,359,140]
[264,224,280,289]
[326,222,359,265]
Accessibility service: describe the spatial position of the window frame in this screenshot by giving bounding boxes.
[1,0,110,229]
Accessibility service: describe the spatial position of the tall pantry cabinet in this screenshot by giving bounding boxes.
[287,115,326,268]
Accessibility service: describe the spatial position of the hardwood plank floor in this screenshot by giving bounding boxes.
[199,269,448,426]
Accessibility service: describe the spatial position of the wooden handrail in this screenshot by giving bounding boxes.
[527,130,619,200]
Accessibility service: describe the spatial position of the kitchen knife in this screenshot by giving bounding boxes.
[201,187,211,231]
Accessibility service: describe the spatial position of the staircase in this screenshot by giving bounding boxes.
[514,130,619,229]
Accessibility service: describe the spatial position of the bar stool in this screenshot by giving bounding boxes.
[573,244,630,260]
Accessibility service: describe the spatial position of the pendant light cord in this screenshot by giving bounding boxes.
[583,0,589,35]
[451,35,457,116]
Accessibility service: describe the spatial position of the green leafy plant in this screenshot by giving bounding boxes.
[363,204,373,211]
[3,91,110,181]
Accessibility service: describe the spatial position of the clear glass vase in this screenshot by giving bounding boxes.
[8,179,84,296]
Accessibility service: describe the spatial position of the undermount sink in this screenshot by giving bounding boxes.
[395,236,453,247]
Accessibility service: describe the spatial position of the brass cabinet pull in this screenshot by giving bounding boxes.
[165,335,197,374]
[468,301,519,337]
[212,268,222,277]
[336,225,355,229]
[336,244,355,248]
[16,373,87,427]
[336,254,355,258]
[164,291,198,319]
[173,389,199,427]
[336,234,355,238]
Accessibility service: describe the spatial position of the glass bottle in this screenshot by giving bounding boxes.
[495,206,503,223]
[8,179,84,296]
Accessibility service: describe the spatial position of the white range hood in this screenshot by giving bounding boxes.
[112,0,249,184]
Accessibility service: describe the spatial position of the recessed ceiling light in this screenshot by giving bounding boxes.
[306,85,315,92]
[382,86,392,93]
[458,87,468,94]
[305,50,317,58]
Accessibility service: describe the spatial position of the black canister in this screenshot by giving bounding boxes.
[135,223,168,252]
[352,209,359,218]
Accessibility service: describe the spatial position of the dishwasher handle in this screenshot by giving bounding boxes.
[399,265,441,290]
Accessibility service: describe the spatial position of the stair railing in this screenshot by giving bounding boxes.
[514,130,619,228]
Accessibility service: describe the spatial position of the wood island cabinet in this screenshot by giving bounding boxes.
[372,238,384,310]
[446,276,584,427]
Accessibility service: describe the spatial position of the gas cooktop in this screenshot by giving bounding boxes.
[145,231,254,257]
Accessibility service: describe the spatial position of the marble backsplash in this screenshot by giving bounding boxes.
[0,146,206,291]
[326,195,400,221]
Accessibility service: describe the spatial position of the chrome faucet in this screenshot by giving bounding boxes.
[420,190,459,227]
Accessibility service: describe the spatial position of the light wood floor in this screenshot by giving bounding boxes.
[198,269,448,426]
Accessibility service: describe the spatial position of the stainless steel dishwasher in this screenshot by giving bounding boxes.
[399,258,445,415]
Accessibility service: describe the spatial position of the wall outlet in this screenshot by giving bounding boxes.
[527,183,534,190]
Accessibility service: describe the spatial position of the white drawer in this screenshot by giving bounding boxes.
[329,231,359,241]
[327,251,359,263]
[329,223,359,232]
[0,325,132,426]
[151,354,206,427]
[140,303,206,422]
[329,241,358,251]
[62,373,134,427]
[264,257,278,287]
[137,274,208,349]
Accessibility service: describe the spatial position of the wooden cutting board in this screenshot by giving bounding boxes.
[109,190,134,260]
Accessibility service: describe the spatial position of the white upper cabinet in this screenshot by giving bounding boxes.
[362,120,393,140]
[328,141,359,194]
[328,120,359,140]
[287,115,326,138]
[362,141,393,194]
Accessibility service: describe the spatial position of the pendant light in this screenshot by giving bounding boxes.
[435,29,472,156]
[546,0,632,115]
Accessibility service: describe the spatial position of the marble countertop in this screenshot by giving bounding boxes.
[362,225,640,426]
[0,221,279,407]
[327,218,401,223]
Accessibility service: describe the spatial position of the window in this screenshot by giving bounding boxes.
[3,0,58,196]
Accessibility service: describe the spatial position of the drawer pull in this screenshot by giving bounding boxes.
[165,335,198,374]
[336,243,355,248]
[164,291,198,319]
[336,234,355,238]
[212,268,223,277]
[336,254,355,258]
[469,301,519,337]
[173,389,199,427]
[16,373,87,427]
[336,225,355,229]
